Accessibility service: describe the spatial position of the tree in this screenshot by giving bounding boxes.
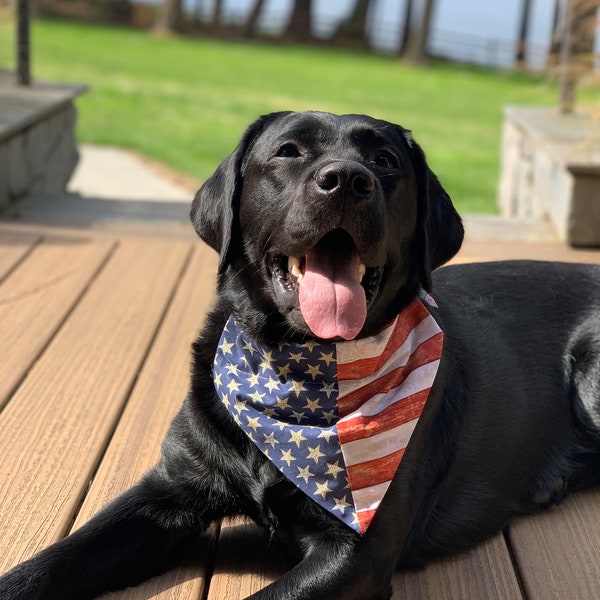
[210,0,223,26]
[285,0,313,42]
[190,0,207,28]
[515,0,533,65]
[403,0,437,64]
[243,0,267,38]
[154,0,183,34]
[332,0,372,48]
[558,0,599,113]
[547,0,564,67]
[399,0,414,55]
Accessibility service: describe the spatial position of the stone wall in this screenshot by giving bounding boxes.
[0,80,85,209]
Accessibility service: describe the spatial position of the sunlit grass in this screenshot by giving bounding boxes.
[1,18,586,212]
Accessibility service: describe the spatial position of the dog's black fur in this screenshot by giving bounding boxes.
[1,111,600,600]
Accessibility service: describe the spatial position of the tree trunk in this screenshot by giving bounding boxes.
[399,0,414,55]
[547,0,563,67]
[515,0,533,65]
[403,0,436,64]
[332,0,371,47]
[558,0,598,113]
[285,0,313,42]
[210,0,223,26]
[243,0,267,38]
[153,0,183,33]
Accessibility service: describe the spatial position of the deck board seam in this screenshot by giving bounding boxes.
[503,527,529,599]
[0,234,42,285]
[0,238,119,416]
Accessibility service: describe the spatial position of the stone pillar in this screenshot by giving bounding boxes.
[499,106,600,247]
[0,82,86,209]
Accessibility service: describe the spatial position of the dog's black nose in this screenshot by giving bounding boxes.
[315,161,375,200]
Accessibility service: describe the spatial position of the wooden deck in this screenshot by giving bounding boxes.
[1,218,600,599]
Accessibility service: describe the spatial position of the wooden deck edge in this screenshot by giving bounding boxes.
[0,218,199,242]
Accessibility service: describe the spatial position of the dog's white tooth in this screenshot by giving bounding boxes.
[359,263,366,283]
[289,256,300,269]
[289,256,303,279]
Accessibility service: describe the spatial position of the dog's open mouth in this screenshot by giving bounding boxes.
[269,230,382,340]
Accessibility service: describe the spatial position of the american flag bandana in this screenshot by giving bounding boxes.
[213,297,443,534]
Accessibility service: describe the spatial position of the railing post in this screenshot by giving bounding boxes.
[17,0,31,86]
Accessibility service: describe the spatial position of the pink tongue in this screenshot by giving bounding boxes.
[299,240,367,340]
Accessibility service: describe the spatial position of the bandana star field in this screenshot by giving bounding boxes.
[213,298,443,534]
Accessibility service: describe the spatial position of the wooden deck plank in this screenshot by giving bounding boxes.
[207,518,288,600]
[0,235,115,409]
[0,231,40,282]
[508,488,600,600]
[455,240,600,265]
[70,245,216,522]
[0,239,191,572]
[70,245,218,600]
[393,534,523,599]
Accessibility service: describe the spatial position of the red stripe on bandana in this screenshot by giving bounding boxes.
[336,301,430,380]
[357,509,378,534]
[346,447,407,491]
[336,334,443,418]
[336,387,431,444]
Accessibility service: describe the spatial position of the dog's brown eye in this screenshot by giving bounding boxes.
[276,143,301,158]
[374,152,398,169]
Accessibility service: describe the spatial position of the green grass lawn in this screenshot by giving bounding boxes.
[1,18,587,212]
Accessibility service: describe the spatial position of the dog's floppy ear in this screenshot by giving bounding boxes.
[404,131,464,291]
[190,112,290,272]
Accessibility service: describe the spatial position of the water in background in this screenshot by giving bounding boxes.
[143,0,598,70]
[166,0,559,69]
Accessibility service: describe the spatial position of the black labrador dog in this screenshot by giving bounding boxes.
[1,111,600,600]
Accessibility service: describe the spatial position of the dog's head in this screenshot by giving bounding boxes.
[191,111,463,343]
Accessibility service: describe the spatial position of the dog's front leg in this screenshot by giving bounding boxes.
[0,470,213,600]
[246,410,442,600]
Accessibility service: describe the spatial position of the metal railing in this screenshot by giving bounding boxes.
[17,0,30,85]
